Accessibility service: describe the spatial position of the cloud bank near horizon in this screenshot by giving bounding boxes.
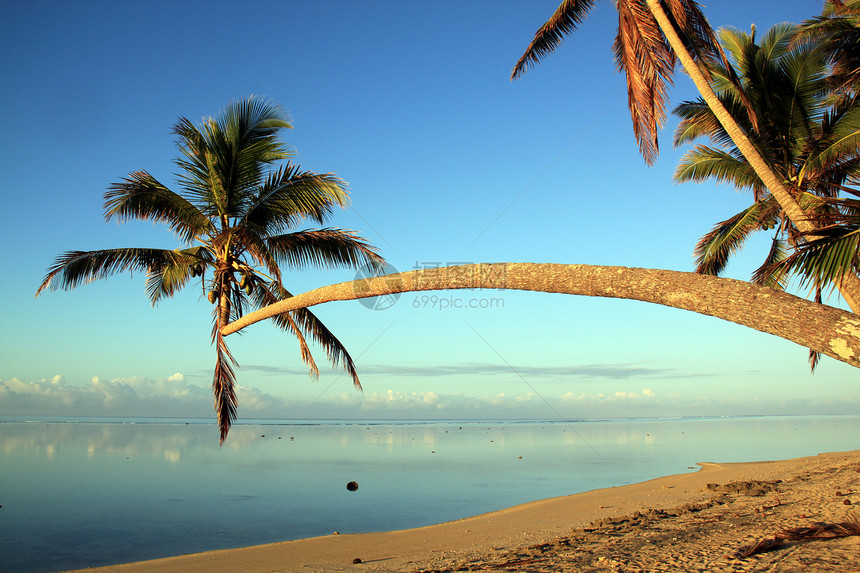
[1,374,856,420]
[241,361,708,379]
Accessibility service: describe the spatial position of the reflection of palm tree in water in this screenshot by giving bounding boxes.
[355,262,401,311]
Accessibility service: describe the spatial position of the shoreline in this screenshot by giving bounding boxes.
[65,449,860,572]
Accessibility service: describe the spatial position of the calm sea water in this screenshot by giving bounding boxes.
[1,415,858,572]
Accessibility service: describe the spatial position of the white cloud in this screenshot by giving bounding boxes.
[0,375,213,417]
[2,377,858,421]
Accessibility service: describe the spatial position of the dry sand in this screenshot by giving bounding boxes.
[67,450,860,573]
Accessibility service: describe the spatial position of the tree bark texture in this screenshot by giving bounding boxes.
[222,263,860,369]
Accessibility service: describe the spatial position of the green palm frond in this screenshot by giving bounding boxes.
[801,106,860,180]
[243,164,350,233]
[796,1,860,95]
[173,97,293,217]
[104,171,213,243]
[265,228,386,272]
[694,201,777,275]
[751,235,791,289]
[36,248,182,297]
[144,247,211,304]
[675,146,763,194]
[769,224,860,289]
[673,98,738,148]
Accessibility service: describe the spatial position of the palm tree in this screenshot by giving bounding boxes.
[671,23,860,366]
[36,97,386,442]
[510,0,860,310]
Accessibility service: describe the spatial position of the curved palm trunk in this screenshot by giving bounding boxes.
[644,0,860,313]
[222,263,860,369]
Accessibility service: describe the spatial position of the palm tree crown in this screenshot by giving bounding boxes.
[37,97,386,442]
[671,23,860,367]
[673,23,860,284]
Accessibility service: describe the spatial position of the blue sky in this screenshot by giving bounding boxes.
[2,0,857,422]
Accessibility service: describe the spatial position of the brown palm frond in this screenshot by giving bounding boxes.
[212,309,238,445]
[809,288,823,372]
[613,0,676,164]
[513,1,755,163]
[255,281,360,389]
[511,0,598,80]
[291,305,362,391]
[252,281,321,379]
[735,513,860,558]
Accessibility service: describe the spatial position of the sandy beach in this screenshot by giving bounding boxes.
[64,449,860,573]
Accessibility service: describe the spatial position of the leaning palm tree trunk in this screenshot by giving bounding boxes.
[222,263,860,370]
[644,0,860,313]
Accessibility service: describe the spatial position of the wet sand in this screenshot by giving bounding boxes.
[65,450,860,573]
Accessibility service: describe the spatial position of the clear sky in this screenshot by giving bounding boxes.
[2,0,857,422]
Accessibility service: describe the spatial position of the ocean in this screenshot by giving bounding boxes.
[1,415,858,572]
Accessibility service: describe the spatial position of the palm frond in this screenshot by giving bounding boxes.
[250,282,320,379]
[674,146,764,194]
[104,171,213,243]
[751,235,791,289]
[243,164,350,232]
[511,0,599,80]
[809,288,823,372]
[36,248,182,297]
[251,281,361,390]
[802,105,860,178]
[293,306,362,391]
[265,228,386,272]
[144,247,211,304]
[673,97,740,148]
[173,97,293,218]
[796,1,860,95]
[225,226,284,285]
[694,201,776,275]
[212,320,238,445]
[612,0,676,164]
[769,225,860,289]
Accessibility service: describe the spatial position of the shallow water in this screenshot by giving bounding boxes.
[1,415,858,572]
